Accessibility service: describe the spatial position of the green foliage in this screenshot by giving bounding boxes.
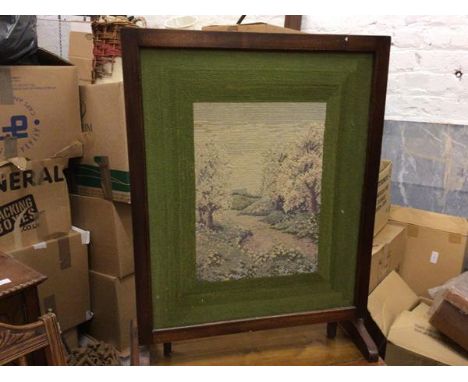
[240,197,275,216]
[232,188,260,198]
[260,210,287,225]
[272,212,320,244]
[196,223,317,282]
[231,194,260,210]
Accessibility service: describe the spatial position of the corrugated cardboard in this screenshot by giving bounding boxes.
[88,270,136,351]
[369,222,406,293]
[202,22,304,34]
[386,303,468,365]
[68,31,94,84]
[0,157,72,252]
[0,49,82,160]
[62,326,79,350]
[374,160,392,236]
[71,82,130,203]
[7,229,91,331]
[429,272,468,351]
[390,205,468,297]
[70,194,133,278]
[369,271,468,365]
[368,271,419,337]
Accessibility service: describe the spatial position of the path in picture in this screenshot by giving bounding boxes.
[194,102,326,282]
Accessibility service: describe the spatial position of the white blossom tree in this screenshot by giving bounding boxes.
[262,123,324,215]
[195,140,231,229]
[260,147,287,211]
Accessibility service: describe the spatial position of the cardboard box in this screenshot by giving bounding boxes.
[429,272,468,351]
[0,157,72,252]
[0,49,82,160]
[368,271,468,365]
[68,31,94,84]
[202,22,304,34]
[71,82,130,203]
[369,222,406,293]
[70,194,134,278]
[390,205,468,297]
[88,270,136,351]
[7,228,91,331]
[368,271,419,337]
[374,160,392,236]
[386,303,468,365]
[62,326,80,350]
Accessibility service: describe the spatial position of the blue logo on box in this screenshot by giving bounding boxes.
[0,115,40,141]
[0,96,42,156]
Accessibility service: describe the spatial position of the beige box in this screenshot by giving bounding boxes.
[390,205,468,297]
[368,271,468,365]
[71,82,130,203]
[373,160,392,236]
[88,270,136,351]
[0,157,72,252]
[62,326,80,350]
[0,49,82,160]
[369,221,406,293]
[68,31,94,84]
[71,194,133,278]
[7,229,91,331]
[202,22,304,34]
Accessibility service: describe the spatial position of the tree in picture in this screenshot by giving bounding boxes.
[196,140,231,230]
[194,102,325,282]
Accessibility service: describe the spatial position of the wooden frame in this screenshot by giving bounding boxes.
[0,313,66,366]
[284,15,302,31]
[121,28,390,362]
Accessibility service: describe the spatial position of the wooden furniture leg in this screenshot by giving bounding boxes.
[22,287,47,365]
[340,318,379,362]
[326,322,338,339]
[163,342,172,357]
[130,320,140,366]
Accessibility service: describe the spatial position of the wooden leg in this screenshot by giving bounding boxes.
[340,318,379,362]
[149,343,159,365]
[163,342,172,357]
[130,320,140,366]
[23,288,47,365]
[326,322,338,339]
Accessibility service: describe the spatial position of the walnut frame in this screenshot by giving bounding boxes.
[121,28,390,362]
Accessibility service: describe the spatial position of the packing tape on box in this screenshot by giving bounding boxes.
[448,233,462,245]
[96,156,113,201]
[57,234,72,270]
[4,137,18,159]
[45,231,72,270]
[407,224,419,238]
[0,67,14,105]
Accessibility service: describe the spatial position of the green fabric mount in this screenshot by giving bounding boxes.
[140,48,373,329]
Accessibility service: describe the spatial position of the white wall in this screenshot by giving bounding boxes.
[37,15,468,125]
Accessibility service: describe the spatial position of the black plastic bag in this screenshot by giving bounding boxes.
[0,15,38,64]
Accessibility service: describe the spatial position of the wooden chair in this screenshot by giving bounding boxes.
[0,312,67,365]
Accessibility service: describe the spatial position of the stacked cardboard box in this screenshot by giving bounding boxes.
[68,31,94,85]
[68,32,136,351]
[70,194,136,351]
[72,82,130,203]
[373,160,392,237]
[368,160,402,294]
[368,205,468,365]
[0,49,90,333]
